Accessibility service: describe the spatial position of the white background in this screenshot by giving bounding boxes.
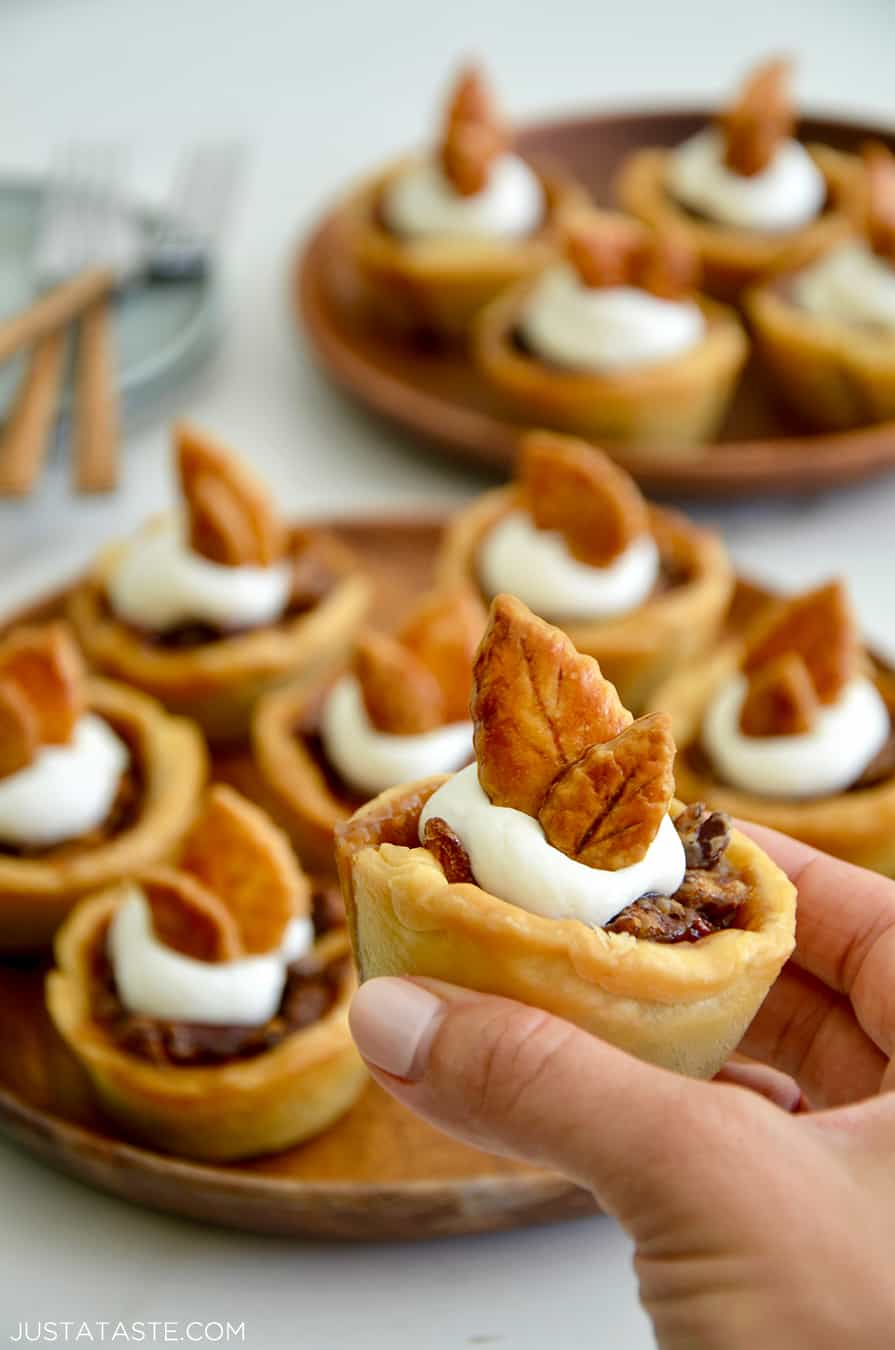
[1,0,894,1345]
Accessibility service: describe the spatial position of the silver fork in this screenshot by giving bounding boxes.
[147,142,245,281]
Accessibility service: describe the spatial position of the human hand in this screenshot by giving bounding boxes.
[349,826,895,1350]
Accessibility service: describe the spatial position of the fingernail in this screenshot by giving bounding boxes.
[349,977,445,1081]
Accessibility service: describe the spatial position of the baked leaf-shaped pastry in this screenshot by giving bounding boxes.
[741,580,859,707]
[472,594,631,815]
[538,712,675,870]
[633,229,700,300]
[740,652,819,737]
[719,57,794,178]
[863,141,895,264]
[141,868,243,963]
[399,584,486,723]
[0,678,38,779]
[564,212,639,289]
[178,785,309,954]
[0,622,85,746]
[354,629,445,734]
[176,422,285,567]
[520,431,649,567]
[439,65,507,197]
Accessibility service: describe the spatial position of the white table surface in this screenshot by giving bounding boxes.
[1,0,893,1344]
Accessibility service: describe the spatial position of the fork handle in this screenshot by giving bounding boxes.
[74,296,120,493]
[0,331,68,496]
[0,268,113,365]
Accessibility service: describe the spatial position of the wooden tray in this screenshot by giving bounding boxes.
[296,107,895,499]
[0,514,600,1241]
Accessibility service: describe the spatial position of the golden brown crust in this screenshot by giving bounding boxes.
[472,279,747,451]
[0,678,207,951]
[353,629,445,734]
[472,594,631,815]
[68,527,370,742]
[538,712,674,868]
[520,432,648,567]
[438,485,734,713]
[47,891,365,1160]
[649,647,895,875]
[343,157,588,340]
[335,778,796,1080]
[616,142,860,300]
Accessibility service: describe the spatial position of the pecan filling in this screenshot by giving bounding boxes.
[92,884,348,1067]
[424,801,746,944]
[0,751,143,862]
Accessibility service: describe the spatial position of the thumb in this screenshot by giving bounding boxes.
[349,975,735,1225]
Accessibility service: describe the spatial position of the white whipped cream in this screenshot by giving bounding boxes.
[0,714,128,849]
[106,517,292,634]
[794,242,895,332]
[667,129,825,233]
[380,153,544,242]
[478,510,659,623]
[518,264,705,373]
[108,886,315,1025]
[703,673,890,799]
[320,674,472,799]
[420,763,686,928]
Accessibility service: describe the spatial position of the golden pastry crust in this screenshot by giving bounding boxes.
[746,277,895,430]
[342,157,587,341]
[335,777,796,1080]
[616,143,860,301]
[0,678,206,952]
[649,643,895,876]
[438,486,734,712]
[472,281,747,450]
[68,528,370,743]
[252,678,351,874]
[47,889,365,1161]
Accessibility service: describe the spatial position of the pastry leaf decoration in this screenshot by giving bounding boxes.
[439,65,508,197]
[863,141,895,264]
[739,651,819,738]
[741,579,859,712]
[719,57,794,178]
[563,210,699,299]
[176,422,285,567]
[0,622,85,773]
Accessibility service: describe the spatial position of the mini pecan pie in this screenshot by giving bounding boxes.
[47,785,365,1161]
[342,64,587,342]
[650,580,895,875]
[747,142,895,429]
[68,423,370,743]
[473,208,747,449]
[253,584,485,872]
[0,622,205,952]
[438,431,733,711]
[336,596,795,1079]
[616,58,860,300]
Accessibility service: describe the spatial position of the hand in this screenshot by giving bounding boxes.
[349,826,895,1350]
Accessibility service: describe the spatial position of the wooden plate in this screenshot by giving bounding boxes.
[295,108,895,498]
[0,514,599,1241]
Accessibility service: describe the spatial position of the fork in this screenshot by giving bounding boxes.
[147,142,245,282]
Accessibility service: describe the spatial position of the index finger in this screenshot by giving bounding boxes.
[738,821,895,1058]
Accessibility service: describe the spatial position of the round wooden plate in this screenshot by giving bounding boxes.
[0,514,599,1241]
[295,108,895,498]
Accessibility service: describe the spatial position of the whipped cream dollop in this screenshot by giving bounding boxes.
[106,517,292,634]
[109,886,315,1025]
[794,242,895,332]
[420,763,686,927]
[0,714,129,849]
[478,510,659,623]
[380,153,544,242]
[518,264,706,373]
[703,673,890,799]
[320,674,472,799]
[666,129,826,233]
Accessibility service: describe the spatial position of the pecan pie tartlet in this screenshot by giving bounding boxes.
[438,431,733,711]
[342,63,586,341]
[336,596,795,1079]
[616,58,859,300]
[69,423,370,742]
[0,623,205,951]
[649,579,895,874]
[253,584,485,872]
[48,785,364,1161]
[473,208,747,449]
[747,141,895,429]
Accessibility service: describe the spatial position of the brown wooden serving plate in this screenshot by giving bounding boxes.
[296,107,895,498]
[0,513,772,1239]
